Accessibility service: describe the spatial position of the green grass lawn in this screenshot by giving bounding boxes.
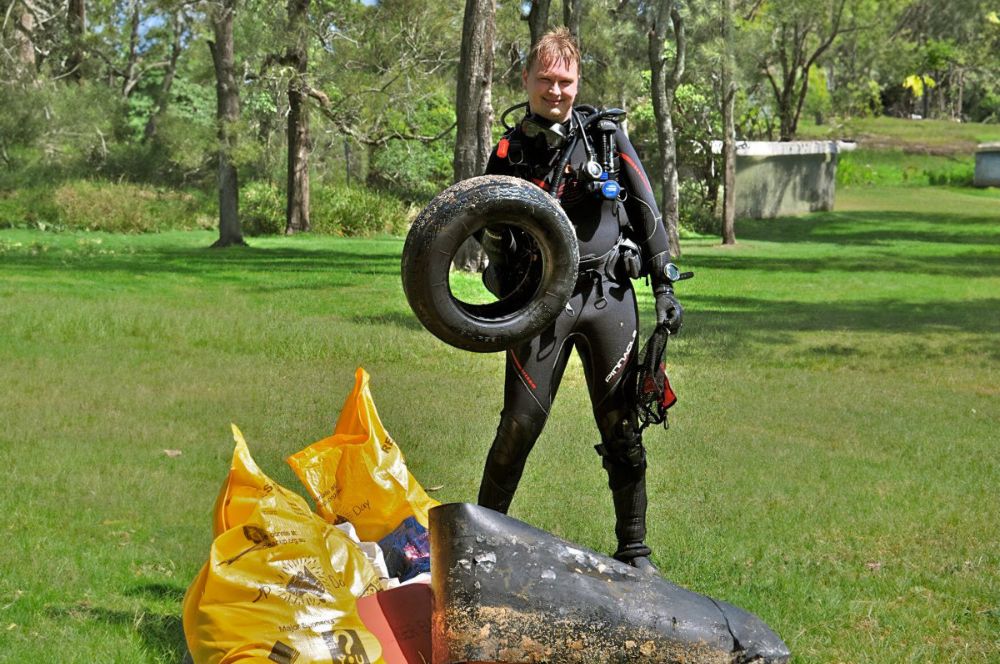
[1,183,998,662]
[799,115,1000,153]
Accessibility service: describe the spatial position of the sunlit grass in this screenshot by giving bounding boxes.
[1,183,998,662]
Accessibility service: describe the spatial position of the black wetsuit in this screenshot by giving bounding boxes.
[477,108,671,563]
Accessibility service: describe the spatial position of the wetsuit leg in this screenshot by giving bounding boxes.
[574,278,652,563]
[478,299,578,513]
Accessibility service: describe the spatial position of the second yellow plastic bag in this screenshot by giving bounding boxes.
[287,368,438,542]
[183,425,385,664]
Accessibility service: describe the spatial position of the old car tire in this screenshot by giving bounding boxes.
[401,175,579,353]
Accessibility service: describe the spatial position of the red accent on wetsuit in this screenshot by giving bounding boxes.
[497,137,510,159]
[619,151,653,195]
[510,350,537,390]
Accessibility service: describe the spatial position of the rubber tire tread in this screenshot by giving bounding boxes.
[401,175,579,353]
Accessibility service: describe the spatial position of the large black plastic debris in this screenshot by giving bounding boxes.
[430,503,790,664]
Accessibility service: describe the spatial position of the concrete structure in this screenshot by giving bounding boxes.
[974,142,1000,187]
[712,140,856,219]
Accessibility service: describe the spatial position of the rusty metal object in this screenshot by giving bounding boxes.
[430,503,790,664]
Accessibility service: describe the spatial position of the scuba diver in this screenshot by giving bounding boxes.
[476,27,684,572]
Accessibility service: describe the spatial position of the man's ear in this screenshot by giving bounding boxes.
[521,67,529,89]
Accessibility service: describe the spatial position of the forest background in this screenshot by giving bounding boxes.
[2,0,998,247]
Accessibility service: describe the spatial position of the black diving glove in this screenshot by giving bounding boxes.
[654,286,683,334]
[648,251,683,334]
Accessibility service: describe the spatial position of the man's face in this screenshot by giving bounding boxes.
[523,57,579,123]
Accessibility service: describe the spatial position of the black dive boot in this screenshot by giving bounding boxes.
[604,446,658,575]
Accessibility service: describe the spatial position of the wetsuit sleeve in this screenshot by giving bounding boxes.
[617,128,670,272]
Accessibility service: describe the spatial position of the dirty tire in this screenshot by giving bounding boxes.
[401,175,579,353]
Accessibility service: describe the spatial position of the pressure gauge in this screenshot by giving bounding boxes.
[582,160,603,180]
[663,262,681,282]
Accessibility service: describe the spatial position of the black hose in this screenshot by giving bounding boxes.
[548,131,579,202]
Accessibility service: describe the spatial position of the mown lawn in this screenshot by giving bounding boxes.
[799,115,1000,153]
[1,183,998,662]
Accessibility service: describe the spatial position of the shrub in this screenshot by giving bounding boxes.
[311,185,411,236]
[51,180,212,232]
[679,179,720,236]
[925,162,974,186]
[368,140,453,202]
[241,181,284,236]
[0,188,62,229]
[837,149,977,187]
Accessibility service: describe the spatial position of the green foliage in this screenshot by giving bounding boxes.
[831,78,883,118]
[369,139,453,202]
[241,181,285,236]
[311,184,412,236]
[804,67,833,124]
[0,85,50,165]
[678,179,719,236]
[837,149,975,187]
[55,181,214,233]
[365,90,456,201]
[0,188,62,229]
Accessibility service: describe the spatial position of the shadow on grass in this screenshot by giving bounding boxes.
[47,593,187,662]
[0,246,406,281]
[689,249,1000,278]
[126,582,188,603]
[688,295,1000,334]
[736,211,1000,246]
[350,311,424,330]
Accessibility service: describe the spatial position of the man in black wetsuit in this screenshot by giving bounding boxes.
[476,27,683,571]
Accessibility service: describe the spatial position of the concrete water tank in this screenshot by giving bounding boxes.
[712,140,856,219]
[974,142,1000,187]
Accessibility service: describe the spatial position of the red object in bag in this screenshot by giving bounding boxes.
[357,583,433,664]
[660,364,677,409]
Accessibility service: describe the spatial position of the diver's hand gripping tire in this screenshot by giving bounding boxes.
[401,175,579,353]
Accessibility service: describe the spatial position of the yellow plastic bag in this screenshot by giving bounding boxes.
[287,368,439,542]
[183,425,385,664]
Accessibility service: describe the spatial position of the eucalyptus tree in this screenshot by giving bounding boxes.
[720,0,735,245]
[208,0,245,246]
[646,0,685,258]
[892,0,999,120]
[451,0,495,270]
[744,0,854,140]
[523,0,552,49]
[143,2,194,141]
[65,0,85,80]
[283,0,311,233]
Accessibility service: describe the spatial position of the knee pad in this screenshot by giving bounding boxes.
[595,417,646,475]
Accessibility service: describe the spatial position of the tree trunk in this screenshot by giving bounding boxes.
[14,4,37,78]
[284,0,311,234]
[65,0,86,81]
[648,0,684,258]
[121,1,141,97]
[452,0,495,272]
[721,0,736,246]
[143,10,185,142]
[956,69,964,120]
[208,0,245,248]
[563,0,582,50]
[524,0,551,50]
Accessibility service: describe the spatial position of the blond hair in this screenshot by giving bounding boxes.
[525,27,580,72]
